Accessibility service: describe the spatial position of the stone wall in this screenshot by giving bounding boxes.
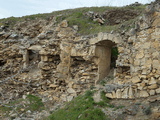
[0,2,160,102]
[106,2,160,98]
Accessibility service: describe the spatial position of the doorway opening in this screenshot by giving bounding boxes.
[95,40,117,82]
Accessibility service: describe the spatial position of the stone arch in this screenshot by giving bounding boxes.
[95,40,116,82]
[89,32,122,83]
[23,45,42,69]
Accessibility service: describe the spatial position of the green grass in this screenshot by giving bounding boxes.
[0,98,24,113]
[48,90,113,120]
[95,91,113,107]
[0,5,146,35]
[47,90,127,120]
[26,94,44,111]
[0,94,44,117]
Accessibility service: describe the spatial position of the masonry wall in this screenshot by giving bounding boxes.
[0,2,159,102]
[105,3,160,98]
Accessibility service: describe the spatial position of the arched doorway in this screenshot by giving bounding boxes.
[95,40,116,82]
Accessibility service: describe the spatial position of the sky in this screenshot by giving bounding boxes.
[0,0,154,19]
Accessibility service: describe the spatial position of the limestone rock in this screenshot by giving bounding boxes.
[149,90,156,96]
[129,28,136,36]
[105,93,113,99]
[131,76,141,83]
[116,89,122,98]
[122,87,129,98]
[0,2,160,104]
[139,90,149,98]
[93,91,102,102]
[59,20,68,28]
[67,88,76,94]
[29,45,42,51]
[37,33,46,39]
[67,96,74,102]
[149,78,157,85]
[136,50,144,59]
[128,87,134,98]
[112,91,116,98]
[153,60,159,69]
[155,88,160,94]
[148,84,158,89]
[60,94,67,101]
[49,84,58,88]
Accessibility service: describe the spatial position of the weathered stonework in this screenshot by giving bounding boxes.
[106,2,160,99]
[0,2,159,102]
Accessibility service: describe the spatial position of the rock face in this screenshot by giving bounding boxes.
[0,2,160,102]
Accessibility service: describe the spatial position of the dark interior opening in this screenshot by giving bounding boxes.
[28,50,40,62]
[117,66,130,75]
[0,60,6,66]
[71,56,86,67]
[111,46,118,68]
[48,55,61,65]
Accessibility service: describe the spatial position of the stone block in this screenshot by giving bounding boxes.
[112,91,116,98]
[105,93,113,99]
[116,89,122,98]
[153,60,159,69]
[128,87,134,98]
[152,51,159,58]
[93,91,102,102]
[149,90,156,96]
[121,87,129,98]
[136,50,144,59]
[145,59,152,68]
[49,84,58,88]
[143,42,151,49]
[149,78,157,85]
[60,94,67,101]
[131,76,141,83]
[67,96,74,102]
[67,88,76,94]
[148,83,158,89]
[37,33,46,39]
[155,88,160,94]
[139,90,149,97]
[29,45,42,51]
[138,86,143,90]
[41,55,48,62]
[134,60,140,66]
[118,47,124,53]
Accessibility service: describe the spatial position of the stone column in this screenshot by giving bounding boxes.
[23,50,29,69]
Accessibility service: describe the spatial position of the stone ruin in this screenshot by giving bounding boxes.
[0,2,160,102]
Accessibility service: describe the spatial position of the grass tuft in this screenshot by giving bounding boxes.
[26,94,44,111]
[0,94,44,118]
[48,90,110,120]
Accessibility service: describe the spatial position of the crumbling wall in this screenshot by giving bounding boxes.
[105,2,160,99]
[0,2,160,103]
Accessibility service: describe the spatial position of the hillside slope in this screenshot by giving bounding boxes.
[0,1,160,120]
